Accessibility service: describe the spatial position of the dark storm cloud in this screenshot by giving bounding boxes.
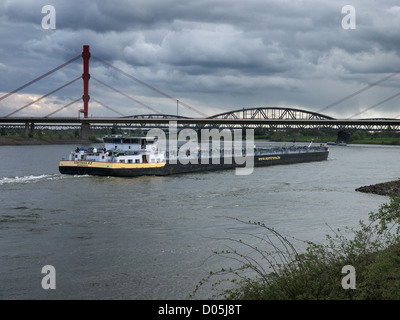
[1,0,400,118]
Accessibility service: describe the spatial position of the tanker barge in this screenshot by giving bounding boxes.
[59,136,329,177]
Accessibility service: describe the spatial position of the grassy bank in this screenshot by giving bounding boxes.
[350,137,400,145]
[0,136,100,146]
[3,129,400,146]
[259,129,400,145]
[266,135,400,145]
[193,188,400,300]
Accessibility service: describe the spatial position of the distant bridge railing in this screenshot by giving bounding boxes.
[2,116,400,131]
[1,107,400,132]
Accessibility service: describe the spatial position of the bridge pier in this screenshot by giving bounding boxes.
[24,122,35,137]
[81,123,91,140]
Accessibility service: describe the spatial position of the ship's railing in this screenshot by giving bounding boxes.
[255,146,328,156]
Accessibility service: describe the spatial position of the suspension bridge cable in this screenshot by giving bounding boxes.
[91,77,163,115]
[348,91,400,119]
[4,77,81,117]
[317,71,400,114]
[92,56,208,117]
[44,97,82,118]
[0,55,81,102]
[91,97,126,117]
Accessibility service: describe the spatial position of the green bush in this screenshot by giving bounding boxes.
[192,196,400,300]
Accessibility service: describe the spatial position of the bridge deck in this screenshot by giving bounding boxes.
[1,117,400,134]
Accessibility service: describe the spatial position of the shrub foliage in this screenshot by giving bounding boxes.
[192,196,400,300]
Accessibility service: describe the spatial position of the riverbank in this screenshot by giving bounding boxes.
[197,195,400,300]
[2,135,400,146]
[193,179,400,300]
[0,136,100,146]
[356,179,400,196]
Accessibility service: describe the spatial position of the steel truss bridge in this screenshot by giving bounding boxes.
[2,107,400,135]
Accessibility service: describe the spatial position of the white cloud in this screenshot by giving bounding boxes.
[0,92,80,117]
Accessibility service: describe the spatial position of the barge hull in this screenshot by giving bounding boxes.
[59,150,328,177]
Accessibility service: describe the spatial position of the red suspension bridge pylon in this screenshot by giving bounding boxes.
[82,45,90,118]
[0,44,208,118]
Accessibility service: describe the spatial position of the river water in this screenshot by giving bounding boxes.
[0,142,398,299]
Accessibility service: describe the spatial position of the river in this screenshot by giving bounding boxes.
[0,142,397,299]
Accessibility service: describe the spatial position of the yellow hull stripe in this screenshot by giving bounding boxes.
[59,160,166,169]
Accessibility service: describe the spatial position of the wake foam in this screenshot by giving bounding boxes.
[0,174,89,185]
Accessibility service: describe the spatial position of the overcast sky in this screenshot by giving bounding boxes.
[1,0,400,119]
